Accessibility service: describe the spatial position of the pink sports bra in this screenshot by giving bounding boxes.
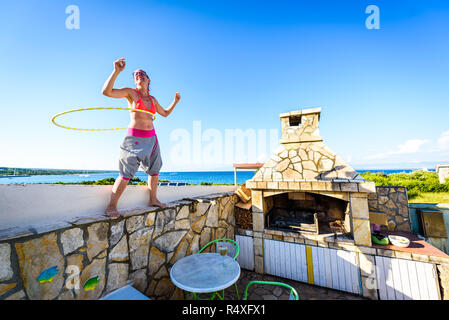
[134,88,156,114]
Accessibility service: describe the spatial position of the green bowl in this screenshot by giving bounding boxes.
[371,234,389,245]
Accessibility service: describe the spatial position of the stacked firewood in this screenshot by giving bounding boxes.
[235,203,253,230]
[234,182,253,230]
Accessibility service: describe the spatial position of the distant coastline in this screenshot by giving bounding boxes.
[0,166,437,177]
[0,167,112,177]
[0,167,437,186]
[0,175,31,178]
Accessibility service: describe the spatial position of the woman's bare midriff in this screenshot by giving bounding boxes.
[129,112,154,130]
[127,93,155,130]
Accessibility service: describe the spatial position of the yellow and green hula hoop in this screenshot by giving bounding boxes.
[51,106,156,131]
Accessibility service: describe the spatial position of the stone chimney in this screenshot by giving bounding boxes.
[247,107,374,185]
[245,107,376,247]
[280,107,323,144]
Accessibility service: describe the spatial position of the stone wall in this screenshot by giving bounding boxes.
[367,186,411,232]
[437,264,449,300]
[0,192,237,300]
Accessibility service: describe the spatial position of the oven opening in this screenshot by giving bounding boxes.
[265,192,352,237]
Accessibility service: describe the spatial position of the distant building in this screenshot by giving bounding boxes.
[436,163,449,184]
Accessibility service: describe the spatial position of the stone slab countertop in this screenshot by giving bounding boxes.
[372,230,449,258]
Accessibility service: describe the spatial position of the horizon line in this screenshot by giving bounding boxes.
[0,166,437,173]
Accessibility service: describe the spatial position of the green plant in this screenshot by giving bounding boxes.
[360,170,449,200]
[406,189,420,199]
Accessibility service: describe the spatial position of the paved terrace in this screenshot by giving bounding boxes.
[219,269,365,300]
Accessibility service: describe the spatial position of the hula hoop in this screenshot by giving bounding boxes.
[51,107,156,131]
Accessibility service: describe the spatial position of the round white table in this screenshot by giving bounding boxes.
[170,253,241,294]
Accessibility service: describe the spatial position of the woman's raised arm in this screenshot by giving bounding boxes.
[102,58,132,99]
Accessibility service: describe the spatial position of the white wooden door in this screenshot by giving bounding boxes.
[235,235,254,270]
[263,239,308,283]
[311,246,361,295]
[375,256,440,300]
[376,256,441,300]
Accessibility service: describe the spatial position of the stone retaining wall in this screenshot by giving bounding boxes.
[368,186,411,232]
[0,192,237,300]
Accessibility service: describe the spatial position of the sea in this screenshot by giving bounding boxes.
[0,169,434,185]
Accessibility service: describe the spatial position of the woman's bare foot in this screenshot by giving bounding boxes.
[149,199,167,208]
[105,205,121,218]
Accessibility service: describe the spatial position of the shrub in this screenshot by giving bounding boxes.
[360,170,449,199]
[406,189,420,199]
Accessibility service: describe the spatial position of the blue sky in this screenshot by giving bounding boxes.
[0,0,448,171]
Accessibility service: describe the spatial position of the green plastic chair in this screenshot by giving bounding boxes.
[188,238,241,300]
[243,281,299,300]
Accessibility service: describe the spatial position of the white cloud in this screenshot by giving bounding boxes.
[364,139,429,160]
[396,139,429,154]
[437,130,449,151]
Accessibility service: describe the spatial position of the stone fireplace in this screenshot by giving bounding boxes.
[245,107,376,247]
[238,108,448,300]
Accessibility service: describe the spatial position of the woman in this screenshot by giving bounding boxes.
[102,58,180,217]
